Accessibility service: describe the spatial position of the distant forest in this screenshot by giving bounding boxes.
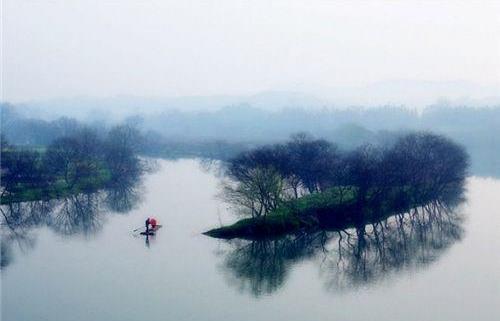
[1,103,499,177]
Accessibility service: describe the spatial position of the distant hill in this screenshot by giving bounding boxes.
[8,80,499,122]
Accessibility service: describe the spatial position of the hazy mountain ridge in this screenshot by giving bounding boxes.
[7,80,499,123]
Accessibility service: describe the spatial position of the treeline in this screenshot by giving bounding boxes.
[2,103,497,176]
[1,103,94,146]
[5,103,500,145]
[1,125,144,203]
[137,105,498,177]
[222,132,468,219]
[136,105,500,142]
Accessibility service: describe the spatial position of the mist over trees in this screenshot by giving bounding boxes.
[1,102,497,176]
[223,133,343,217]
[1,124,145,203]
[1,104,91,146]
[221,132,469,220]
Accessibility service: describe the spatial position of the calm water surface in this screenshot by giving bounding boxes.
[2,159,499,321]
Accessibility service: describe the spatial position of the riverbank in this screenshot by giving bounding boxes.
[203,186,435,239]
[1,125,144,205]
[0,170,111,204]
[204,188,360,239]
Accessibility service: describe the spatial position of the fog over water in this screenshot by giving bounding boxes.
[2,160,499,321]
[1,2,500,320]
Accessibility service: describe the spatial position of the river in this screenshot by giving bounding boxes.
[1,159,499,321]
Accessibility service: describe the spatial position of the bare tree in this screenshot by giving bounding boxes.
[285,133,340,194]
[44,137,80,187]
[104,125,143,181]
[383,132,469,203]
[222,167,284,218]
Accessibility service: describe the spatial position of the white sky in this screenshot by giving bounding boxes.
[2,0,500,103]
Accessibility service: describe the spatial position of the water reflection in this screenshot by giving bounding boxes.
[0,177,143,269]
[218,199,464,297]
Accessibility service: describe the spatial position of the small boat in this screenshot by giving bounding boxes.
[137,225,162,236]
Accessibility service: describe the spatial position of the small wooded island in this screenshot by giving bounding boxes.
[204,132,468,239]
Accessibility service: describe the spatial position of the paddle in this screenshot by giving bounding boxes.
[132,224,162,232]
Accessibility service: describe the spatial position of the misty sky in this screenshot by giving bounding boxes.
[2,0,500,103]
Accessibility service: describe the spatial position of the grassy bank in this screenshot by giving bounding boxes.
[203,186,431,239]
[204,188,359,239]
[0,170,111,204]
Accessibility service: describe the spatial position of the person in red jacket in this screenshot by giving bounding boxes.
[145,217,158,233]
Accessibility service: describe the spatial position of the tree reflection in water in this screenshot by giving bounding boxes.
[218,198,464,297]
[0,176,143,269]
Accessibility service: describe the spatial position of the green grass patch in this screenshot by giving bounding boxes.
[204,187,356,239]
[1,170,113,204]
[203,214,307,239]
[203,186,437,239]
